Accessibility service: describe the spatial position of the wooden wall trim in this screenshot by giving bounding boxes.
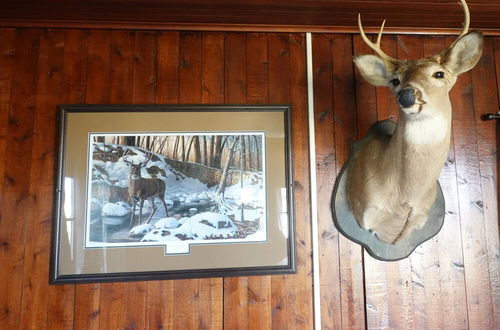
[3,0,500,35]
[2,19,500,35]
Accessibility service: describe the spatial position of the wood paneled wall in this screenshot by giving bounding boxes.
[0,28,498,329]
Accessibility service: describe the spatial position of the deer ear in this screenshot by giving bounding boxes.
[441,31,483,75]
[354,55,396,86]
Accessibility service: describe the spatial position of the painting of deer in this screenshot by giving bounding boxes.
[347,0,483,244]
[123,151,169,229]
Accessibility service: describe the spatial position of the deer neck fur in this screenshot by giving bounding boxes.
[384,104,452,201]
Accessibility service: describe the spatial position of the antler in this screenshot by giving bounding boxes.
[139,151,152,166]
[122,149,152,167]
[458,0,470,38]
[358,0,470,62]
[438,0,472,57]
[358,14,400,64]
[122,149,133,165]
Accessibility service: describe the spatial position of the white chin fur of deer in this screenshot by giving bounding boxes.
[402,113,448,146]
[341,0,483,245]
[399,87,448,146]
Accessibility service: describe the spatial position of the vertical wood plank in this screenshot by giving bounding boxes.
[46,28,89,330]
[450,33,495,329]
[353,33,390,330]
[223,31,249,330]
[490,37,500,330]
[399,35,445,330]
[146,32,179,329]
[73,29,112,330]
[156,31,179,104]
[287,32,314,329]
[352,34,378,137]
[246,33,268,104]
[123,30,158,330]
[19,29,65,330]
[268,33,292,329]
[147,31,179,330]
[246,32,273,330]
[472,37,500,330]
[0,29,15,204]
[84,30,111,102]
[372,35,418,330]
[0,28,40,329]
[108,30,136,105]
[425,35,469,330]
[175,31,202,330]
[132,31,158,104]
[269,32,312,329]
[330,34,366,330]
[198,32,225,330]
[224,32,246,104]
[202,32,224,104]
[179,31,202,103]
[98,30,135,330]
[312,33,342,330]
[268,33,290,103]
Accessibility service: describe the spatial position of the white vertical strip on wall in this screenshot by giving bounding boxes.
[306,32,322,330]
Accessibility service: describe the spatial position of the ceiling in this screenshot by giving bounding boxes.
[1,0,499,34]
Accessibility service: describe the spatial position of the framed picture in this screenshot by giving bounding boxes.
[50,105,295,284]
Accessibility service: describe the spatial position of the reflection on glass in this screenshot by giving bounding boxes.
[279,188,289,238]
[64,177,74,219]
[64,177,75,260]
[84,132,268,255]
[66,220,74,260]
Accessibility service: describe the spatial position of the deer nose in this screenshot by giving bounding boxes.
[397,88,416,108]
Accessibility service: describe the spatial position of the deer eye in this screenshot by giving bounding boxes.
[433,71,445,79]
[390,78,401,87]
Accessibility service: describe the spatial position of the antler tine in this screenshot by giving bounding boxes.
[375,19,386,46]
[458,0,470,38]
[444,0,471,51]
[358,14,399,64]
[139,151,152,166]
[122,149,132,165]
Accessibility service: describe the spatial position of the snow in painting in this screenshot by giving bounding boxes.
[86,132,266,253]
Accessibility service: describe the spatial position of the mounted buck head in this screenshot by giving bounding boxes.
[346,0,483,244]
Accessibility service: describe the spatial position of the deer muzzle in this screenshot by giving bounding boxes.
[397,88,416,108]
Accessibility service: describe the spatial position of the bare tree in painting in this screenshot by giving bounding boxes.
[253,135,261,171]
[216,136,240,196]
[202,136,208,166]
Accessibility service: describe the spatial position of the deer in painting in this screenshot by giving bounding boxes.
[347,0,483,243]
[123,150,169,229]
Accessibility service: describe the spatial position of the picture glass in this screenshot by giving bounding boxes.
[86,132,267,254]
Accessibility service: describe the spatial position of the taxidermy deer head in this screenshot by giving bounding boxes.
[348,0,483,244]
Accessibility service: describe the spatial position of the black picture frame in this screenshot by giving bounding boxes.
[50,105,295,284]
